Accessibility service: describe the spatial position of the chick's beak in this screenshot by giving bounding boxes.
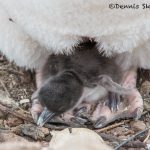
[37,107,55,127]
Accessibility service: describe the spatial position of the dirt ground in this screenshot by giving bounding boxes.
[0,54,150,150]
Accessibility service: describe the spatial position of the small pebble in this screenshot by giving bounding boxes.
[12,124,50,141]
[130,120,146,132]
[0,111,4,118]
[118,136,127,141]
[6,117,23,127]
[0,120,4,126]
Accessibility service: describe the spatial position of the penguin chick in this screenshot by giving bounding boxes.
[31,43,130,126]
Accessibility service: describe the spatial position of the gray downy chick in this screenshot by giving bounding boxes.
[32,42,129,126]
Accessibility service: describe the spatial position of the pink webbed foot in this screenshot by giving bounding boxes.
[30,69,44,123]
[91,101,126,128]
[61,102,94,127]
[122,70,143,119]
[93,70,143,128]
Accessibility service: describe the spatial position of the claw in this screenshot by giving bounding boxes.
[74,106,87,116]
[131,107,143,120]
[71,117,88,125]
[75,108,89,119]
[31,111,41,123]
[37,107,56,126]
[31,99,44,123]
[94,116,107,128]
[107,92,121,112]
